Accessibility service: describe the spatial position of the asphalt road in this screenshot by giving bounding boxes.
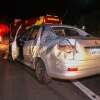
[0,59,100,100]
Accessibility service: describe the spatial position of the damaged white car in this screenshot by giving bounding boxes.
[9,24,100,83]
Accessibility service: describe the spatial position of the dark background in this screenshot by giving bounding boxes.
[0,0,99,20]
[0,0,100,34]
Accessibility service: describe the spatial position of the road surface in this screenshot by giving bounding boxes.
[0,59,100,100]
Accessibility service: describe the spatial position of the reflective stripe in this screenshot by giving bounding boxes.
[73,81,100,100]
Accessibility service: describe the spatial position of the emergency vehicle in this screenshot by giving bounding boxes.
[11,15,62,36]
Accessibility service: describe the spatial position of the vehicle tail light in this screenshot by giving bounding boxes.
[67,67,78,71]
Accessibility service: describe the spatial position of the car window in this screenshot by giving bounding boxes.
[19,28,32,41]
[40,25,58,43]
[64,28,79,36]
[29,26,40,40]
[52,26,90,38]
[52,27,79,36]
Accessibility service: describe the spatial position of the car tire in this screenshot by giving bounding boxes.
[35,58,51,84]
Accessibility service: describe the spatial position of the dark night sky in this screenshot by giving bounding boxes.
[16,0,99,17]
[0,0,100,23]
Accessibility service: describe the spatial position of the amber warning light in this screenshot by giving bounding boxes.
[35,15,62,25]
[44,15,62,24]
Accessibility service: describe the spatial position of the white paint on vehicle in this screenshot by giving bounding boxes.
[73,81,100,100]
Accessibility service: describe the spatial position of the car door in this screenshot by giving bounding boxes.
[11,25,22,60]
[23,26,40,64]
[20,28,33,62]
